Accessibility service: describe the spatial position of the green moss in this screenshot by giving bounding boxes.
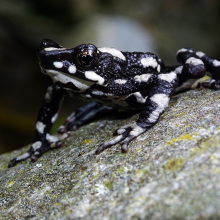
[90,174,101,181]
[104,179,112,189]
[175,112,186,117]
[135,169,149,177]
[134,169,149,182]
[190,135,220,159]
[82,139,92,144]
[6,181,16,188]
[164,132,198,147]
[191,75,211,88]
[114,167,125,174]
[213,168,220,174]
[164,158,184,171]
[0,163,8,170]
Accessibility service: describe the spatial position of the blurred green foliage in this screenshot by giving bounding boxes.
[0,0,220,153]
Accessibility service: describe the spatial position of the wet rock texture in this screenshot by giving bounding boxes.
[1,89,220,220]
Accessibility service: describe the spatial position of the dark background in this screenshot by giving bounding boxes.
[1,0,220,154]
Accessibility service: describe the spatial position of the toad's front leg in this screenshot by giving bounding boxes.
[95,74,177,154]
[8,85,66,167]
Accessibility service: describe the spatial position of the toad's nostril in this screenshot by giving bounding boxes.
[40,39,61,48]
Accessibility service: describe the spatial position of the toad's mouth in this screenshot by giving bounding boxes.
[45,69,95,91]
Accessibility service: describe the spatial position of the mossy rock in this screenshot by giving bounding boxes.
[1,89,220,220]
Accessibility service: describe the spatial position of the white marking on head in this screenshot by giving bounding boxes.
[141,57,158,69]
[44,47,66,51]
[148,94,170,123]
[186,57,204,65]
[53,61,63,69]
[114,79,127,84]
[68,64,77,74]
[36,121,46,133]
[84,71,105,85]
[98,47,126,61]
[196,51,205,58]
[32,141,42,151]
[134,74,152,83]
[46,70,93,91]
[213,59,220,67]
[158,72,177,83]
[133,92,148,103]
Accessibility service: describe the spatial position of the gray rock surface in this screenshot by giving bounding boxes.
[1,89,220,220]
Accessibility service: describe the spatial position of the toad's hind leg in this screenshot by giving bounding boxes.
[176,48,220,89]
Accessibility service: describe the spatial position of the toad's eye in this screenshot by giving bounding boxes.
[77,52,96,67]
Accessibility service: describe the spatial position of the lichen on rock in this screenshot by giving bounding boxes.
[1,89,220,219]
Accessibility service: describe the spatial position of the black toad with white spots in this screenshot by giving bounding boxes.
[8,39,220,167]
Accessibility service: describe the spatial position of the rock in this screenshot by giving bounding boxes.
[1,89,220,220]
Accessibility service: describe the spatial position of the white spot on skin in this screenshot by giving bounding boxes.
[177,48,193,55]
[91,90,118,99]
[177,48,187,54]
[114,79,127,84]
[51,113,58,123]
[44,86,53,102]
[103,134,124,147]
[36,121,46,133]
[46,134,59,143]
[117,128,126,134]
[157,65,161,72]
[91,90,105,96]
[98,47,126,61]
[186,57,204,65]
[84,71,105,85]
[32,141,42,151]
[46,69,93,91]
[68,64,77,74]
[141,57,158,69]
[134,74,152,83]
[196,51,205,58]
[53,61,63,69]
[213,59,220,67]
[85,94,92,98]
[148,94,170,123]
[130,124,145,136]
[158,72,177,83]
[16,152,30,161]
[44,47,66,51]
[174,66,183,75]
[133,92,148,104]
